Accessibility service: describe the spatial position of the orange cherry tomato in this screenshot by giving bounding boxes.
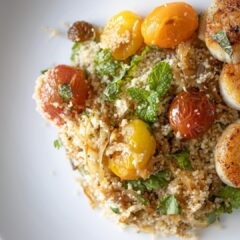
[141,2,199,48]
[168,91,216,139]
[37,65,89,125]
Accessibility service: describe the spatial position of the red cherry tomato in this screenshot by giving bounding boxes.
[169,91,216,139]
[38,65,89,125]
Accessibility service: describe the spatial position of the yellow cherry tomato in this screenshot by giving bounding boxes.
[141,2,199,49]
[100,11,144,60]
[108,119,156,180]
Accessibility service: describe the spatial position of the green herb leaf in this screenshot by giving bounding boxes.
[158,195,181,215]
[70,42,81,62]
[95,48,121,77]
[128,87,159,123]
[58,83,73,102]
[110,207,120,214]
[40,69,48,74]
[53,139,62,150]
[124,170,169,192]
[143,171,169,190]
[170,149,193,171]
[216,186,240,209]
[212,30,233,57]
[135,194,150,205]
[148,61,173,97]
[206,205,227,224]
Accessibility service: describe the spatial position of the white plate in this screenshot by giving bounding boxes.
[0,0,239,239]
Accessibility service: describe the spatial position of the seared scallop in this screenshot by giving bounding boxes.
[215,122,240,188]
[204,0,240,63]
[219,63,240,110]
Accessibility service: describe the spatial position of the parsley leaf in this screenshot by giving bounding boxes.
[110,207,120,214]
[216,186,240,209]
[58,83,73,102]
[128,88,159,123]
[158,195,181,215]
[212,30,233,57]
[70,42,81,62]
[170,149,193,171]
[148,61,173,97]
[53,139,62,150]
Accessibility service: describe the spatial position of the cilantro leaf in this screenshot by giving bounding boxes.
[70,42,81,62]
[170,149,193,171]
[148,61,173,97]
[53,139,62,150]
[128,88,159,123]
[110,207,120,214]
[216,186,240,209]
[212,30,233,57]
[158,195,181,215]
[58,83,73,102]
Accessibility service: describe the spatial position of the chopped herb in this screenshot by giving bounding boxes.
[82,110,90,117]
[207,211,218,224]
[158,195,181,215]
[128,88,159,123]
[58,83,73,102]
[170,149,193,171]
[110,207,120,214]
[124,170,169,192]
[70,42,81,62]
[148,61,173,97]
[53,139,62,149]
[135,194,149,205]
[216,186,240,209]
[212,30,233,57]
[40,69,48,74]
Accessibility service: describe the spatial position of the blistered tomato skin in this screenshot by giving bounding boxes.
[141,2,198,49]
[169,91,216,139]
[100,11,143,60]
[37,65,89,126]
[108,119,156,180]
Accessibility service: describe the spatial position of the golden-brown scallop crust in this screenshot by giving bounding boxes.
[215,122,240,188]
[205,0,240,63]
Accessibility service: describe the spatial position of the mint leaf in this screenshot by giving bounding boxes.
[170,149,193,171]
[53,139,62,149]
[158,195,181,215]
[70,42,81,62]
[110,207,120,214]
[124,170,169,192]
[212,30,233,57]
[127,87,149,102]
[58,83,73,102]
[148,61,173,97]
[143,171,169,190]
[40,69,48,74]
[136,91,159,123]
[216,186,240,209]
[95,48,121,78]
[135,194,149,205]
[128,88,159,123]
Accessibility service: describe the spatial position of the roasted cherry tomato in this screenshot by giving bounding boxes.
[141,2,198,48]
[108,119,156,180]
[37,65,89,125]
[168,91,216,139]
[100,11,143,60]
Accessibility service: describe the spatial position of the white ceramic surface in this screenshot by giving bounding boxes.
[0,0,239,239]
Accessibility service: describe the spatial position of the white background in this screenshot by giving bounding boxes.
[0,0,239,239]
